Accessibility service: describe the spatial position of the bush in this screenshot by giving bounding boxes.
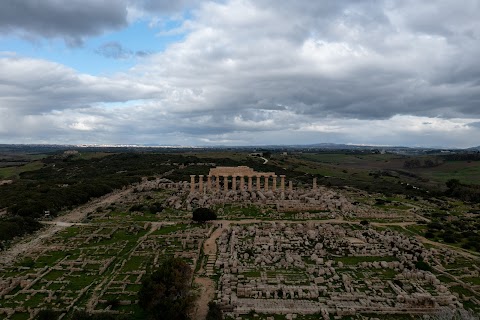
[442,232,457,243]
[415,261,432,272]
[206,301,223,320]
[149,202,164,214]
[192,208,217,223]
[425,231,435,239]
[129,204,145,212]
[71,311,127,320]
[35,309,59,320]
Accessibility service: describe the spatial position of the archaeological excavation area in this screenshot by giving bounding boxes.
[1,165,480,320]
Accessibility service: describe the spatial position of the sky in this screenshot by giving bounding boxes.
[1,0,480,148]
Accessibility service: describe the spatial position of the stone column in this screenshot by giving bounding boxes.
[313,177,317,190]
[224,175,228,192]
[256,175,261,191]
[239,176,245,191]
[190,175,195,193]
[264,175,269,191]
[199,175,204,193]
[207,174,212,191]
[216,176,220,192]
[272,175,277,191]
[232,176,237,191]
[289,180,293,192]
[248,176,253,192]
[280,175,285,191]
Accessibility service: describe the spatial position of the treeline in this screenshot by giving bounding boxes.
[425,216,480,252]
[0,153,205,245]
[445,179,480,203]
[403,158,442,169]
[442,153,480,161]
[0,216,41,249]
[164,156,308,184]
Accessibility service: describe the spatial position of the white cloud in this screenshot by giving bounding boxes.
[2,0,480,147]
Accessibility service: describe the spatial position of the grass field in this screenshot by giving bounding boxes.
[416,160,480,184]
[0,161,45,179]
[295,153,480,187]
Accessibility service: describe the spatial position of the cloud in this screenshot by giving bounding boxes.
[0,55,163,114]
[0,0,129,46]
[95,42,152,59]
[95,42,132,59]
[133,0,201,13]
[468,122,480,128]
[0,0,198,46]
[2,0,480,147]
[124,0,480,124]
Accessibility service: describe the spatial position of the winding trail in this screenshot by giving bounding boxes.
[193,222,230,320]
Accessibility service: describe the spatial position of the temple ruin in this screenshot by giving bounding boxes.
[190,166,286,193]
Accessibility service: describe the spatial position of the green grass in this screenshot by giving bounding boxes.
[10,313,30,320]
[463,277,480,285]
[150,223,190,235]
[242,271,261,277]
[437,275,456,283]
[23,292,47,307]
[419,161,480,185]
[44,270,64,281]
[66,274,96,291]
[334,256,397,265]
[122,258,144,272]
[58,226,81,238]
[450,285,475,297]
[0,161,44,179]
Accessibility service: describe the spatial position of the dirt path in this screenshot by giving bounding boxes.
[193,221,233,320]
[371,221,417,227]
[193,276,215,320]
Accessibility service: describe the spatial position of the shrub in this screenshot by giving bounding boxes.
[206,301,223,320]
[192,208,217,223]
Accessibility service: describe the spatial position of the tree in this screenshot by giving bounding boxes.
[70,311,127,320]
[138,257,195,320]
[446,179,461,190]
[192,208,217,223]
[206,301,223,320]
[35,309,59,320]
[415,260,432,272]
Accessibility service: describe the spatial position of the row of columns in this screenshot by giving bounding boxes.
[190,174,286,193]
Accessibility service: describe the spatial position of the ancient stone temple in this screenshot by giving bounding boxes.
[190,166,286,193]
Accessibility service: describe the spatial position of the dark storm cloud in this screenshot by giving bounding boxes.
[0,0,197,46]
[135,0,200,13]
[0,0,129,46]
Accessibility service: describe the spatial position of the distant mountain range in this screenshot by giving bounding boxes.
[1,143,478,152]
